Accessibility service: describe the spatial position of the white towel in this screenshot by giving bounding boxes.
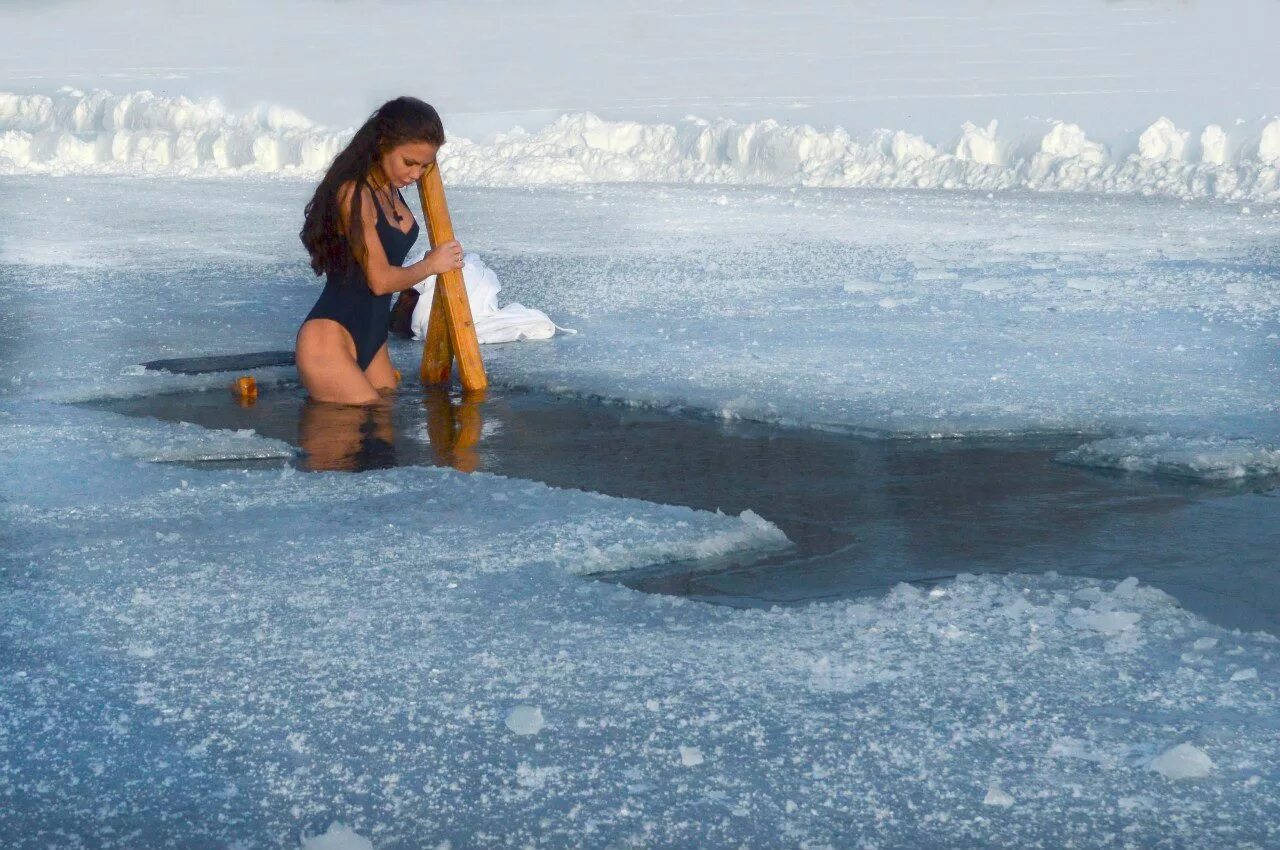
[407,252,567,344]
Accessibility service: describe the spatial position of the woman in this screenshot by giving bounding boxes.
[297,97,464,404]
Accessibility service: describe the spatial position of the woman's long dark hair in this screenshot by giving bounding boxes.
[301,97,445,279]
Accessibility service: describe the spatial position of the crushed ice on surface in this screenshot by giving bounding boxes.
[1060,433,1280,481]
[2,176,1279,847]
[3,399,1278,847]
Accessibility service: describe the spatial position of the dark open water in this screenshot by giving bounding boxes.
[86,380,1280,633]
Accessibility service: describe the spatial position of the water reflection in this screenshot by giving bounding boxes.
[296,390,487,473]
[422,388,486,473]
[298,400,397,472]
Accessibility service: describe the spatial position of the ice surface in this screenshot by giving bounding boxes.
[2,175,1279,847]
[3,1,1279,842]
[678,746,705,768]
[121,420,295,462]
[4,89,1280,203]
[1060,434,1280,481]
[300,823,374,850]
[4,409,1277,846]
[1149,744,1215,781]
[504,706,546,736]
[983,783,1015,808]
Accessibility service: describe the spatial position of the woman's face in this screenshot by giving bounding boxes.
[378,141,439,188]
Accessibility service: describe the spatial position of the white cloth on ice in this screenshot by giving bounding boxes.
[408,252,567,344]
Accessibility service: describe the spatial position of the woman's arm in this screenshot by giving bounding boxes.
[338,181,463,296]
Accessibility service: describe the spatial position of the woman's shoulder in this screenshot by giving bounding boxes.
[336,178,372,201]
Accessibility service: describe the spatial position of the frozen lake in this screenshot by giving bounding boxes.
[3,176,1279,848]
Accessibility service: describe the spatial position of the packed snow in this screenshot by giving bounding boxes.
[3,88,1280,203]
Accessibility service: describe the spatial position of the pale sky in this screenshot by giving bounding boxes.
[3,0,1277,141]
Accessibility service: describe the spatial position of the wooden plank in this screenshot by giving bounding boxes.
[420,277,454,384]
[416,163,487,391]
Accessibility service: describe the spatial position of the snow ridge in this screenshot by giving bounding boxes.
[2,88,1279,202]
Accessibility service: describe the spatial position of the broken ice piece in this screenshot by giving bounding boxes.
[504,705,545,736]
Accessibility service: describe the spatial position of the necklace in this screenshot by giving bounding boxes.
[370,171,405,225]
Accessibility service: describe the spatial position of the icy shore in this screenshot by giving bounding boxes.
[3,401,1277,848]
[3,88,1279,202]
[2,175,1278,848]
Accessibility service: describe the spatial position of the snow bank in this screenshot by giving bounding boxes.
[1061,434,1280,481]
[0,89,343,176]
[3,89,1278,202]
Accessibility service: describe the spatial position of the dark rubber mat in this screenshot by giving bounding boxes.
[142,350,296,374]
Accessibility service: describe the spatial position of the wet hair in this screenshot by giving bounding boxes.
[300,96,445,278]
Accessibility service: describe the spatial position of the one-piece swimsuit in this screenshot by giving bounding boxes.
[304,186,420,370]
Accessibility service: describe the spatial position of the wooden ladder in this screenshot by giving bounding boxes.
[416,162,488,392]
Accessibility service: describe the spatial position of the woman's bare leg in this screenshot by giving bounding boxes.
[296,319,382,405]
[364,343,399,393]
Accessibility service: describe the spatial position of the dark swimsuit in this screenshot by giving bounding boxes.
[305,187,420,370]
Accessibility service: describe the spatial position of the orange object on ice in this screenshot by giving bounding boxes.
[234,375,258,405]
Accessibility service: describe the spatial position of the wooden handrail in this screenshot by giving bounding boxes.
[416,162,487,391]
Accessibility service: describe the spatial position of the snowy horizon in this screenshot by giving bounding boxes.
[5,0,1279,141]
[3,87,1279,203]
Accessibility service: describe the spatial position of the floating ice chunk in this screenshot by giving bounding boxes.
[1066,609,1141,635]
[1192,637,1218,652]
[679,746,704,767]
[1230,668,1258,682]
[504,705,545,736]
[1148,743,1214,780]
[983,783,1015,807]
[123,423,296,463]
[1113,577,1141,598]
[575,508,788,576]
[301,822,374,850]
[1060,434,1280,481]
